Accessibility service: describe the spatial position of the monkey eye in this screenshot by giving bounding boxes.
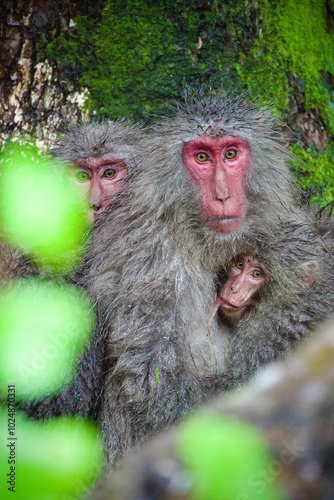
[103,168,116,179]
[235,260,244,269]
[76,171,91,182]
[225,149,237,159]
[195,153,210,162]
[252,269,263,279]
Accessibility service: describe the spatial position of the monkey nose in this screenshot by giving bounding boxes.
[216,190,230,202]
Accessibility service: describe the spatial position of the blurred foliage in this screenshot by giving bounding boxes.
[0,279,95,400]
[0,144,102,497]
[0,143,90,273]
[0,411,104,500]
[177,410,286,500]
[46,0,334,205]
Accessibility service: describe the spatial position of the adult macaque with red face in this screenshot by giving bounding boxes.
[182,136,250,234]
[85,93,334,467]
[0,121,142,285]
[215,256,267,317]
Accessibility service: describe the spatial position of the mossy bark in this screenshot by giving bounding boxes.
[1,1,333,205]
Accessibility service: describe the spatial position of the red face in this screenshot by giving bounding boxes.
[216,256,267,315]
[182,136,251,233]
[69,156,128,221]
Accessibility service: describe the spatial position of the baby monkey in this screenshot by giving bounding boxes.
[215,255,317,323]
[215,256,267,321]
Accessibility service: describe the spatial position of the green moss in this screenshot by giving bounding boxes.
[47,0,257,120]
[237,0,334,128]
[46,15,98,81]
[46,0,334,205]
[291,143,334,207]
[48,0,334,126]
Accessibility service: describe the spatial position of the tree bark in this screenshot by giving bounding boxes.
[0,0,97,150]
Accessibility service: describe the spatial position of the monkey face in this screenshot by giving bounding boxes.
[69,157,128,222]
[53,122,143,223]
[217,256,267,314]
[182,135,251,234]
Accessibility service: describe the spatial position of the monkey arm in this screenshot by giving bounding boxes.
[99,308,206,467]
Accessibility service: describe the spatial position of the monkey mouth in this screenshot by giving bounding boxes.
[210,216,241,224]
[206,215,244,234]
[219,298,240,311]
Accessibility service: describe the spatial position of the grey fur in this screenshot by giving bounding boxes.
[85,92,334,465]
[22,120,145,419]
[52,120,142,168]
[0,242,36,285]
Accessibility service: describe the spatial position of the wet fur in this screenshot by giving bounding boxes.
[0,242,36,285]
[85,94,334,465]
[21,120,144,418]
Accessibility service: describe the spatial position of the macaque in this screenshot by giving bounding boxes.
[10,121,144,420]
[0,121,143,286]
[214,255,319,350]
[215,256,267,319]
[85,93,334,466]
[53,121,142,222]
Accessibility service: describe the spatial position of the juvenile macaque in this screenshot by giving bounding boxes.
[215,256,267,319]
[86,93,334,466]
[215,255,319,337]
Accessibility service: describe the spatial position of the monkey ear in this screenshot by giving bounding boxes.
[300,261,317,287]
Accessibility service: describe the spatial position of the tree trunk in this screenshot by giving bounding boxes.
[0,0,97,150]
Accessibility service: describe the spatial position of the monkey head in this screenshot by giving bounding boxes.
[215,256,267,316]
[149,93,296,245]
[52,121,143,222]
[182,136,250,233]
[69,157,128,220]
[215,254,318,320]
